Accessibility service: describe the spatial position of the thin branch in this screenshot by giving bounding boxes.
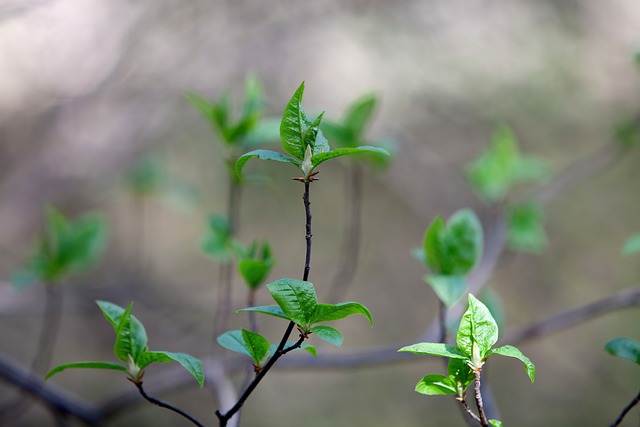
[473,371,488,426]
[610,389,640,427]
[135,381,204,427]
[459,398,481,423]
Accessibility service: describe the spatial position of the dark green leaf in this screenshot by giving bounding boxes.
[310,325,343,347]
[415,374,457,395]
[237,305,289,321]
[267,279,318,326]
[311,302,373,326]
[622,234,640,256]
[280,82,308,159]
[310,146,390,169]
[615,119,640,149]
[506,201,547,253]
[138,351,204,387]
[398,343,468,360]
[605,338,640,365]
[425,275,467,308]
[235,149,301,177]
[486,345,535,382]
[46,361,126,379]
[457,294,498,365]
[113,303,148,363]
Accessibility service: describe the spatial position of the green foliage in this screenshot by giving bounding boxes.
[622,233,640,256]
[236,82,390,179]
[12,206,108,287]
[605,338,640,365]
[238,241,275,289]
[466,125,551,202]
[489,420,503,427]
[506,201,548,253]
[217,329,272,367]
[615,118,640,149]
[201,214,237,261]
[399,294,535,399]
[416,209,483,307]
[47,301,204,387]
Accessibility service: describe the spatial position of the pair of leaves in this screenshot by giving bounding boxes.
[217,329,316,368]
[415,209,483,307]
[46,301,204,388]
[466,125,552,202]
[12,206,108,288]
[399,294,535,397]
[320,94,393,168]
[186,76,273,147]
[237,241,275,289]
[506,201,548,253]
[605,338,640,365]
[235,82,390,179]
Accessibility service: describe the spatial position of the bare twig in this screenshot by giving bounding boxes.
[473,371,488,426]
[610,389,640,427]
[134,381,204,427]
[459,397,482,423]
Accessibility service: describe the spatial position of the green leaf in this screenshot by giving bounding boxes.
[268,342,318,358]
[605,338,640,365]
[239,259,271,289]
[615,119,640,149]
[235,149,301,177]
[244,118,281,148]
[321,121,355,148]
[138,351,204,387]
[200,214,233,261]
[447,358,475,394]
[311,302,373,326]
[398,343,468,360]
[280,82,308,159]
[216,330,270,367]
[423,209,483,276]
[344,93,378,138]
[478,288,505,332]
[506,202,547,253]
[415,374,457,395]
[489,420,503,427]
[622,234,640,256]
[267,279,318,326]
[310,325,343,347]
[486,345,535,382]
[457,294,498,364]
[113,303,148,363]
[45,361,126,380]
[310,146,390,169]
[237,305,290,321]
[425,275,467,308]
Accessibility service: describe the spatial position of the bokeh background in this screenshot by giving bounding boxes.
[1,0,639,426]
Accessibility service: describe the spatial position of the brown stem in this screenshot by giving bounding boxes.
[610,389,640,427]
[135,381,204,427]
[473,371,488,426]
[460,398,481,423]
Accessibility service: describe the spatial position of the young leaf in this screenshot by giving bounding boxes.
[457,294,498,364]
[489,420,503,427]
[46,361,127,380]
[113,303,148,363]
[310,146,389,169]
[425,275,467,308]
[486,345,536,382]
[415,374,457,395]
[137,351,204,388]
[622,234,640,256]
[605,338,640,365]
[343,93,378,138]
[280,82,308,160]
[506,201,548,253]
[267,279,318,326]
[311,302,373,326]
[237,305,289,321]
[216,330,269,366]
[447,358,475,393]
[310,325,343,347]
[239,259,272,289]
[235,149,301,177]
[398,343,468,360]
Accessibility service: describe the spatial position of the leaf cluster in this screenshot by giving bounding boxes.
[46,301,204,387]
[12,206,108,287]
[218,279,372,367]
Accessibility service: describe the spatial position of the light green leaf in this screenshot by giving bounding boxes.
[310,325,343,347]
[310,146,390,169]
[425,275,467,308]
[280,82,308,159]
[506,202,547,253]
[489,420,503,427]
[138,351,204,387]
[239,259,272,289]
[311,302,373,326]
[423,209,483,276]
[622,234,640,256]
[237,305,289,321]
[457,294,498,363]
[46,361,126,380]
[447,358,475,394]
[113,303,148,363]
[605,338,640,365]
[235,149,301,177]
[486,345,535,382]
[267,279,318,326]
[321,121,355,148]
[398,343,468,360]
[216,330,270,367]
[344,93,378,137]
[415,374,457,395]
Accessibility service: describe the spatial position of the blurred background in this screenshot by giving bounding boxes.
[1,0,639,426]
